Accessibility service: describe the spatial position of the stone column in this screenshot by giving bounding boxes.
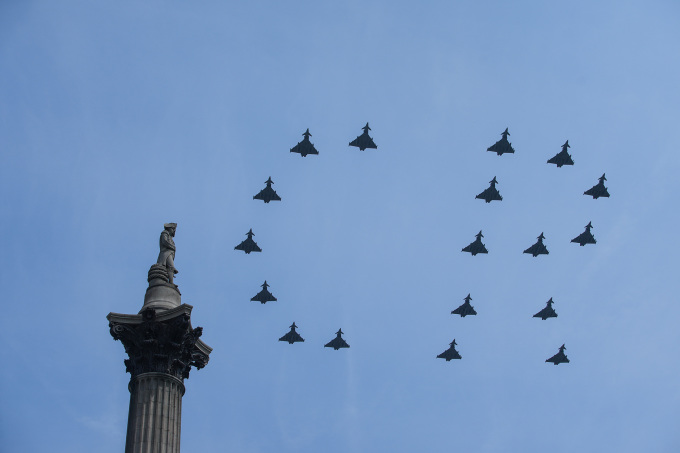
[108,259,211,453]
[125,373,184,453]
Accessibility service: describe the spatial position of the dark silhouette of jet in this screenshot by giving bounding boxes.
[349,123,377,151]
[452,294,477,317]
[437,339,462,361]
[547,140,574,167]
[279,322,305,344]
[234,229,262,254]
[523,233,549,257]
[325,329,350,350]
[290,129,319,157]
[533,298,558,320]
[571,222,596,246]
[253,177,281,203]
[475,176,503,203]
[545,344,569,365]
[584,173,610,199]
[487,128,515,155]
[462,231,488,256]
[251,280,277,304]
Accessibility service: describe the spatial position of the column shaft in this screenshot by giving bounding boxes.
[125,372,185,453]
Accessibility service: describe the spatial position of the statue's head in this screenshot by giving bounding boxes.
[164,222,177,235]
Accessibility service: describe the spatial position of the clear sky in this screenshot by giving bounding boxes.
[1,1,680,452]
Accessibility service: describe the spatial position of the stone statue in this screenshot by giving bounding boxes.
[157,223,178,285]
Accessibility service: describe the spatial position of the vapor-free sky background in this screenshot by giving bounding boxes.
[2,1,679,452]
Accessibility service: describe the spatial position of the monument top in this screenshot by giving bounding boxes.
[141,223,181,313]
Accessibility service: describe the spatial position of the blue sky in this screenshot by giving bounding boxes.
[1,1,680,452]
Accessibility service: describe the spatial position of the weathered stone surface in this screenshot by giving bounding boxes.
[108,305,211,381]
[157,223,178,285]
[142,276,181,313]
[125,372,184,453]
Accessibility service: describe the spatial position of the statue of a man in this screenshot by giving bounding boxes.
[157,223,179,285]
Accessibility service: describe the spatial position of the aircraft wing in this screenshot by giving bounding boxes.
[488,141,514,155]
[437,349,461,361]
[279,331,304,343]
[452,304,477,317]
[254,187,281,202]
[325,338,349,349]
[291,141,319,156]
[350,135,377,150]
[533,307,556,320]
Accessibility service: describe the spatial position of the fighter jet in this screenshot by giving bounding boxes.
[487,128,515,155]
[584,173,610,199]
[253,177,281,203]
[452,294,477,317]
[290,129,319,157]
[475,176,503,203]
[547,140,574,167]
[523,233,549,257]
[437,339,462,361]
[251,280,277,304]
[279,322,305,344]
[349,123,377,151]
[462,231,488,256]
[545,344,570,365]
[571,221,596,246]
[533,297,558,320]
[234,229,262,254]
[324,329,350,350]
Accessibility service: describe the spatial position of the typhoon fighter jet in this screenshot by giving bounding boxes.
[547,140,574,167]
[349,123,377,151]
[234,229,262,254]
[279,322,305,344]
[475,176,503,203]
[545,344,570,365]
[253,177,281,203]
[533,298,558,320]
[251,280,277,304]
[584,173,610,199]
[452,294,477,317]
[290,129,319,157]
[571,222,596,246]
[523,233,549,257]
[487,128,515,155]
[437,339,462,361]
[462,231,488,256]
[324,329,350,350]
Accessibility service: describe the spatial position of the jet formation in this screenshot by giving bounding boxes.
[545,344,570,365]
[475,176,503,203]
[253,177,281,203]
[437,339,462,361]
[487,128,515,155]
[290,129,319,157]
[533,298,558,320]
[584,173,610,199]
[349,123,378,151]
[571,222,596,246]
[232,125,609,362]
[451,294,477,317]
[279,322,305,344]
[324,329,350,350]
[523,233,549,257]
[547,140,574,167]
[462,231,488,256]
[251,281,277,304]
[234,229,262,254]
